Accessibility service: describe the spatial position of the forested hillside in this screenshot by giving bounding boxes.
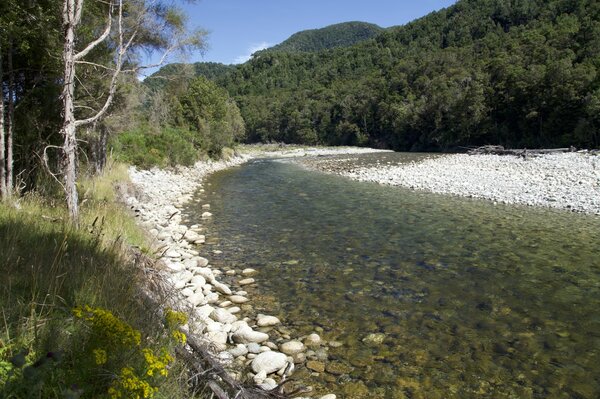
[266,21,384,53]
[216,0,599,150]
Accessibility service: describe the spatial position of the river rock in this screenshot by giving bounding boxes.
[187,292,205,306]
[362,333,386,346]
[325,361,353,375]
[165,249,181,258]
[251,351,288,374]
[196,304,215,319]
[196,257,209,267]
[253,369,267,383]
[232,326,269,344]
[202,204,210,209]
[280,341,305,356]
[257,314,281,327]
[229,344,249,358]
[306,360,325,373]
[247,342,261,354]
[205,292,220,304]
[227,306,241,314]
[201,212,212,219]
[190,275,206,289]
[238,278,255,286]
[213,281,232,295]
[206,331,228,345]
[304,333,322,346]
[210,308,237,324]
[229,295,249,304]
[242,268,257,275]
[320,395,337,399]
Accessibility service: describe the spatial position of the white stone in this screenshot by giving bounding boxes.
[238,278,255,286]
[213,281,232,295]
[195,304,215,319]
[257,314,281,327]
[304,333,322,346]
[229,344,249,358]
[210,308,237,324]
[320,395,337,399]
[242,268,257,275]
[232,326,269,344]
[280,341,305,356]
[187,292,205,306]
[251,351,288,375]
[165,249,181,258]
[201,212,213,219]
[206,331,228,345]
[229,295,249,304]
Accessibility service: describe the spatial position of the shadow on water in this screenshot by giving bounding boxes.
[185,154,600,399]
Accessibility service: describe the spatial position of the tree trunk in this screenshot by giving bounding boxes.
[0,43,6,199]
[6,38,15,196]
[60,0,80,222]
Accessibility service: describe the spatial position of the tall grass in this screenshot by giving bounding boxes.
[0,160,188,398]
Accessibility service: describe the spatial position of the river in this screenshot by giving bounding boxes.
[184,153,600,399]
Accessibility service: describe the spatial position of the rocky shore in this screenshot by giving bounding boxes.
[303,152,600,215]
[126,147,383,398]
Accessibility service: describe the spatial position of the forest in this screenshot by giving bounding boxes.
[3,0,599,203]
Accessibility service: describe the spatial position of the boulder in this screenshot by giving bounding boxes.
[210,308,237,324]
[251,351,288,375]
[232,326,269,344]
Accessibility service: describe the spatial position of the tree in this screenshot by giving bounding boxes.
[57,0,205,221]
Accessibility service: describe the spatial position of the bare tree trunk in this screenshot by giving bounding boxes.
[6,39,14,196]
[0,43,6,199]
[60,0,80,221]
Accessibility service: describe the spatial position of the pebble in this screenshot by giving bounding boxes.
[238,278,255,286]
[257,314,281,327]
[280,341,306,356]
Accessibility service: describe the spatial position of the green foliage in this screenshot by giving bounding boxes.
[267,21,384,53]
[180,77,245,157]
[208,0,600,150]
[111,127,199,168]
[0,164,189,398]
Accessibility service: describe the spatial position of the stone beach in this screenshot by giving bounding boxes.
[303,151,600,215]
[126,147,599,398]
[126,147,384,397]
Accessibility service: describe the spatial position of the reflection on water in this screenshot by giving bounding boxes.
[185,154,600,398]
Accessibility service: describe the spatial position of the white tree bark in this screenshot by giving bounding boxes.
[0,43,6,198]
[6,39,14,197]
[60,0,80,221]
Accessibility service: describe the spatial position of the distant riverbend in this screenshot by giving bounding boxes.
[189,153,600,398]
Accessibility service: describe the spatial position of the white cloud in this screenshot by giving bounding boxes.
[233,41,271,64]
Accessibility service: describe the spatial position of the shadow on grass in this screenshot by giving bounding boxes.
[0,204,161,397]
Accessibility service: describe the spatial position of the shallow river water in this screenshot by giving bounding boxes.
[185,153,600,399]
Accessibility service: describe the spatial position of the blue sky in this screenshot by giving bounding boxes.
[144,0,456,75]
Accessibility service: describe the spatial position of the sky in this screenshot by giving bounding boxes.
[143,0,457,76]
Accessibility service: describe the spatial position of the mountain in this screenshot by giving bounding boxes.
[144,62,234,92]
[219,0,600,150]
[266,21,384,53]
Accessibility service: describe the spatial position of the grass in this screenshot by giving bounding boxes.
[0,160,190,398]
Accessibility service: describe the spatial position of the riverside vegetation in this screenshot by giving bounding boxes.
[0,162,191,398]
[1,0,600,398]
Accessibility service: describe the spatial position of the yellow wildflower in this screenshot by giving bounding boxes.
[93,348,108,365]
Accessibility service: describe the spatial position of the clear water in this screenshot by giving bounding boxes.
[185,154,600,399]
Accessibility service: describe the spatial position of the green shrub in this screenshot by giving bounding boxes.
[111,127,199,169]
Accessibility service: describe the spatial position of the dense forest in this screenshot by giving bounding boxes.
[2,0,600,202]
[226,0,600,150]
[152,0,600,151]
[266,21,384,53]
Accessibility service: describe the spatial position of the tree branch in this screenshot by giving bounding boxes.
[73,4,113,61]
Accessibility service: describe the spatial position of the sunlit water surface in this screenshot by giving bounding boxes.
[185,153,600,399]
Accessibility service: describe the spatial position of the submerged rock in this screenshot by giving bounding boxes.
[280,341,305,356]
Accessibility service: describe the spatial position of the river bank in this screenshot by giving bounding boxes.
[300,151,600,215]
[126,146,384,397]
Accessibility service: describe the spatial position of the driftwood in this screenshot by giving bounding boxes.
[468,145,576,158]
